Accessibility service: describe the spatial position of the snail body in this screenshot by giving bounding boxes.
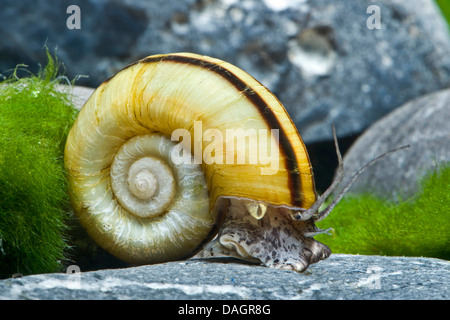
[65,53,333,271]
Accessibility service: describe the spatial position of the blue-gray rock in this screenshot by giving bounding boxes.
[1,0,450,143]
[0,255,448,300]
[58,84,94,110]
[338,88,450,200]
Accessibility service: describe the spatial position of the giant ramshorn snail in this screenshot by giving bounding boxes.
[65,53,407,272]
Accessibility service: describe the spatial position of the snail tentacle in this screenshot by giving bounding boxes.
[314,144,410,223]
[290,125,410,224]
[291,125,343,221]
[303,227,333,238]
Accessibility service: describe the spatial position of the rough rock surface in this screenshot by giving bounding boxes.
[0,255,448,300]
[339,88,450,200]
[63,85,94,110]
[2,0,450,142]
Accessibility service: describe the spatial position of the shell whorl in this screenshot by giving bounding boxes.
[67,132,212,264]
[110,135,178,219]
[64,52,317,265]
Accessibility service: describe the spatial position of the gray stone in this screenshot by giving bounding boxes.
[0,255,448,300]
[338,88,450,200]
[57,84,94,110]
[1,0,450,143]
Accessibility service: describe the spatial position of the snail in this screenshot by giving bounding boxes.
[64,53,408,272]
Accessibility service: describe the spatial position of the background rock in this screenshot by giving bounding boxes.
[1,0,450,145]
[63,85,94,110]
[0,255,448,300]
[339,88,450,200]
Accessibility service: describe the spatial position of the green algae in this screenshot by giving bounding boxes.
[0,50,79,278]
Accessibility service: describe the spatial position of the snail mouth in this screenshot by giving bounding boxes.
[303,240,331,266]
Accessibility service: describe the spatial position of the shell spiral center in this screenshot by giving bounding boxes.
[129,168,158,200]
[110,135,176,219]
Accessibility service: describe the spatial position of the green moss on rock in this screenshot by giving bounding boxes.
[316,164,450,260]
[0,51,78,278]
[436,0,450,30]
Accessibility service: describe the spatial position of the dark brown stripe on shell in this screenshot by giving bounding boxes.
[113,54,303,205]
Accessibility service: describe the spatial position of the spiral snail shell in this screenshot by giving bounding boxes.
[65,52,348,272]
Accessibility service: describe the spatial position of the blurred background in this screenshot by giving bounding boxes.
[1,0,450,191]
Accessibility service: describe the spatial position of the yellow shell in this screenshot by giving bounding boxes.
[64,53,322,270]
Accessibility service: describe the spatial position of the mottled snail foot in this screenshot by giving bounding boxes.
[195,198,331,272]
